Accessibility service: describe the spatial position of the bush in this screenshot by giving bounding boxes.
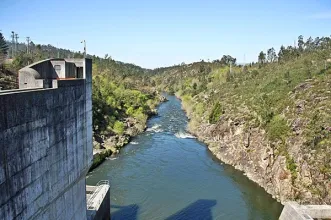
[133,107,147,124]
[286,153,297,182]
[209,102,223,124]
[194,103,205,117]
[266,115,290,141]
[251,69,259,77]
[126,106,134,116]
[113,121,125,135]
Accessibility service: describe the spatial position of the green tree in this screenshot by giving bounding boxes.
[113,121,125,135]
[209,102,223,124]
[220,55,237,66]
[305,37,314,51]
[298,35,304,53]
[278,45,286,62]
[267,47,277,63]
[0,32,9,64]
[258,51,266,66]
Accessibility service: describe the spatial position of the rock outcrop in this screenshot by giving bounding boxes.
[184,79,331,205]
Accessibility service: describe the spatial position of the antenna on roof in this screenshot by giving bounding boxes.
[81,40,86,58]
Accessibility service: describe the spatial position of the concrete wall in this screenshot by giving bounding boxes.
[0,58,93,219]
[86,185,110,220]
[19,58,86,89]
[50,60,66,78]
[279,202,331,220]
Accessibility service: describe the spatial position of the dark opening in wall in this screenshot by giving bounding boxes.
[77,67,83,78]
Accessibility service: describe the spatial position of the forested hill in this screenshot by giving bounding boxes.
[152,35,331,204]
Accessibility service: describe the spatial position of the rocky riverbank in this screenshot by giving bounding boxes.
[90,95,168,171]
[179,89,331,205]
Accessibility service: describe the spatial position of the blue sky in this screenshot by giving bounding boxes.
[1,0,331,68]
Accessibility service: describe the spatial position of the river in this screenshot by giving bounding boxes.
[86,95,283,220]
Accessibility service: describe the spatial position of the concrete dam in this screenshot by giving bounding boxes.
[0,59,109,219]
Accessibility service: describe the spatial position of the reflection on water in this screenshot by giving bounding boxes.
[86,95,283,220]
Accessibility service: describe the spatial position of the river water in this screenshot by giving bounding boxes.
[86,95,283,220]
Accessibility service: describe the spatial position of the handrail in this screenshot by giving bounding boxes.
[87,180,110,210]
[96,180,109,186]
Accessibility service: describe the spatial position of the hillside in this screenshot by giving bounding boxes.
[0,65,17,90]
[90,57,163,168]
[152,36,331,204]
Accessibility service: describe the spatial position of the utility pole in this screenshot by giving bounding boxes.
[14,33,19,55]
[26,37,30,54]
[81,40,86,58]
[11,31,15,57]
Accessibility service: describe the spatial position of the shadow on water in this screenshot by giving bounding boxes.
[111,200,217,220]
[111,204,139,220]
[166,199,217,220]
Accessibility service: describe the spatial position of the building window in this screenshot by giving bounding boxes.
[54,65,61,72]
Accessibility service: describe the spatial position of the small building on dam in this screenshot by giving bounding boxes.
[0,59,109,219]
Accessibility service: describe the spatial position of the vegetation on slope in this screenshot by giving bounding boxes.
[152,35,331,203]
[91,56,161,153]
[0,32,17,90]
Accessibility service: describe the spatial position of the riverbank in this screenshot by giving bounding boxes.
[86,94,283,219]
[177,93,330,205]
[90,95,168,171]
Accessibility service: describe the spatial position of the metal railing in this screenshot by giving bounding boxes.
[87,180,110,210]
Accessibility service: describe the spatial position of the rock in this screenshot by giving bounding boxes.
[159,95,168,102]
[294,82,312,93]
[186,113,329,205]
[295,100,306,114]
[93,140,102,149]
[292,118,303,135]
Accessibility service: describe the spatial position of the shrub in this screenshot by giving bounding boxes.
[113,121,125,135]
[251,69,259,77]
[133,108,147,124]
[194,103,205,117]
[126,106,134,116]
[266,115,290,141]
[209,102,223,124]
[286,154,297,182]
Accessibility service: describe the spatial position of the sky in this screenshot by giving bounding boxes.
[1,0,331,68]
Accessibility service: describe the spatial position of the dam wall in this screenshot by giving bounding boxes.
[0,58,93,219]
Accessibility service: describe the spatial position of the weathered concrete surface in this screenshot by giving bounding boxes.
[86,183,110,220]
[19,58,86,89]
[279,201,331,220]
[0,58,93,219]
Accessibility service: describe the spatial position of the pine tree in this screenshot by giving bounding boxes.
[0,32,9,65]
